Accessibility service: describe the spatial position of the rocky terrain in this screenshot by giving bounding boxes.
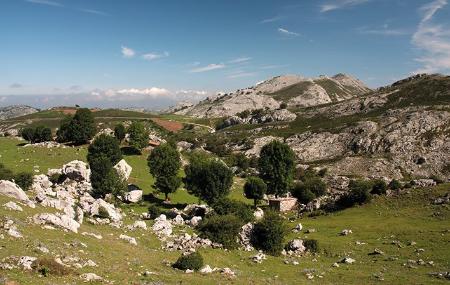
[0,105,38,120]
[176,73,370,118]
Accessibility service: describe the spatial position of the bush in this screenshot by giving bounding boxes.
[291,183,316,204]
[0,163,14,181]
[32,257,72,276]
[21,126,52,143]
[172,252,204,271]
[371,179,387,195]
[303,239,319,253]
[114,123,126,142]
[14,172,33,191]
[148,204,165,219]
[388,179,402,190]
[280,102,288,109]
[128,121,149,152]
[337,180,372,208]
[49,173,65,184]
[244,176,267,207]
[258,141,296,197]
[198,214,243,249]
[211,198,254,223]
[250,211,288,256]
[184,157,233,205]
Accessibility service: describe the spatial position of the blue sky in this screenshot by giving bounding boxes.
[1,0,449,109]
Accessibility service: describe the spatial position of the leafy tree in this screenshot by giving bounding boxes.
[14,172,33,191]
[114,123,126,143]
[292,176,327,204]
[244,176,267,208]
[87,134,122,166]
[21,127,35,142]
[280,102,288,109]
[258,141,296,197]
[147,143,181,200]
[337,179,372,208]
[250,211,288,256]
[211,198,254,223]
[0,163,14,181]
[87,134,124,198]
[56,116,72,143]
[128,121,149,152]
[184,156,233,204]
[198,214,243,249]
[33,125,52,143]
[69,108,96,145]
[291,183,316,204]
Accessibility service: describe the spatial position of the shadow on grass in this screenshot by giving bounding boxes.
[16,142,28,147]
[143,193,188,210]
[121,146,141,156]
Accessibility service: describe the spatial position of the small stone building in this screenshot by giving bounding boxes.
[269,197,298,212]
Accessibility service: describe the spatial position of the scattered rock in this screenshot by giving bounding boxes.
[293,223,303,233]
[62,160,90,182]
[113,159,132,181]
[81,232,103,240]
[340,257,356,264]
[253,208,264,220]
[152,214,173,237]
[3,201,23,212]
[80,273,103,282]
[369,248,384,255]
[340,229,352,236]
[199,265,213,274]
[238,223,254,251]
[32,213,81,233]
[251,252,267,264]
[17,256,37,270]
[189,216,202,227]
[124,190,143,203]
[119,234,137,245]
[0,180,35,208]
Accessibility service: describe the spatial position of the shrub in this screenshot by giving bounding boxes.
[49,173,65,184]
[128,121,149,152]
[184,157,233,205]
[371,179,387,195]
[32,257,72,276]
[198,214,242,249]
[21,126,52,143]
[21,127,35,142]
[291,183,316,204]
[280,102,288,109]
[211,198,254,223]
[14,172,33,191]
[317,168,328,177]
[172,252,204,271]
[258,141,296,197]
[430,175,444,184]
[244,176,267,207]
[0,163,14,181]
[303,239,319,253]
[337,180,372,208]
[250,211,288,256]
[148,204,165,219]
[114,123,126,142]
[388,179,402,190]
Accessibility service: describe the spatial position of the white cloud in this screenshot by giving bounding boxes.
[228,57,252,64]
[26,0,63,7]
[79,9,109,16]
[278,28,299,37]
[0,96,6,103]
[121,46,135,58]
[412,0,450,74]
[357,25,409,36]
[90,87,170,101]
[260,16,283,24]
[320,0,369,13]
[142,51,169,61]
[176,90,208,96]
[228,72,257,79]
[190,63,225,73]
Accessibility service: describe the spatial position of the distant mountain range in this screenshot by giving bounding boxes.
[171,73,371,118]
[0,105,39,120]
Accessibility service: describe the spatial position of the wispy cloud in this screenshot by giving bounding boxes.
[142,51,169,61]
[260,15,283,24]
[26,0,63,7]
[228,57,252,64]
[320,0,369,13]
[121,46,135,58]
[278,28,299,37]
[190,63,225,73]
[260,64,290,70]
[176,90,208,96]
[91,87,170,101]
[79,8,109,16]
[357,25,409,36]
[228,72,257,79]
[412,0,450,74]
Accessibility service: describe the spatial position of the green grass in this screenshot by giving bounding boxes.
[269,81,314,102]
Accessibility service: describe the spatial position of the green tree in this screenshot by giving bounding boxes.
[87,134,124,198]
[258,141,296,197]
[198,214,243,249]
[244,176,267,208]
[56,115,72,143]
[114,123,126,143]
[250,211,288,256]
[21,127,35,142]
[33,125,52,142]
[184,156,233,204]
[147,143,181,200]
[292,176,327,204]
[371,179,387,195]
[128,121,149,152]
[69,108,96,145]
[211,198,254,223]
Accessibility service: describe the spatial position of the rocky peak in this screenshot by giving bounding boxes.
[0,105,39,120]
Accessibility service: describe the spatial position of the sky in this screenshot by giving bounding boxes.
[1,0,449,109]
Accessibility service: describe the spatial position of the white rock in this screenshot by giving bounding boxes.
[340,257,356,264]
[62,160,90,182]
[200,265,213,274]
[83,260,98,267]
[8,227,23,238]
[341,229,353,236]
[124,190,143,203]
[3,201,23,211]
[81,232,103,240]
[252,252,267,264]
[18,256,37,270]
[172,214,185,225]
[152,214,172,237]
[253,208,264,220]
[294,223,303,232]
[119,234,137,245]
[80,273,103,282]
[220,267,236,277]
[0,180,35,208]
[189,216,202,227]
[132,220,147,230]
[114,159,132,181]
[33,213,80,233]
[287,239,306,253]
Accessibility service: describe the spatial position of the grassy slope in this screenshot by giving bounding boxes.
[0,137,449,284]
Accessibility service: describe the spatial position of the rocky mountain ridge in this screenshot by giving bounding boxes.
[0,105,39,120]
